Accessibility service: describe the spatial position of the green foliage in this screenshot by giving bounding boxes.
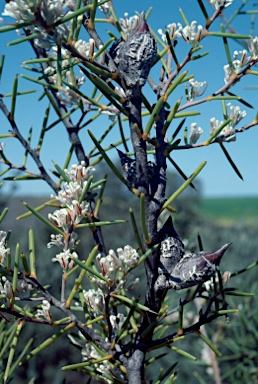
[200,196,258,223]
[1,182,258,383]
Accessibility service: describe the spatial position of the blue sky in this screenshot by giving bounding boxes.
[0,0,258,198]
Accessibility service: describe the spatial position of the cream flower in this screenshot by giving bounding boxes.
[158,23,182,43]
[119,13,139,37]
[179,20,203,47]
[36,300,52,320]
[249,37,258,59]
[83,288,105,313]
[208,0,233,10]
[224,50,249,84]
[0,231,10,266]
[52,250,78,270]
[0,277,13,300]
[2,0,40,22]
[189,123,203,144]
[75,39,95,58]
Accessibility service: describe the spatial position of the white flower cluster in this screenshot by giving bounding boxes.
[98,246,140,279]
[81,342,124,382]
[158,20,203,48]
[249,37,258,59]
[0,277,14,321]
[83,287,105,313]
[0,231,33,310]
[48,232,77,250]
[223,50,249,84]
[51,249,78,269]
[109,313,125,331]
[0,276,13,301]
[81,342,107,365]
[189,123,203,144]
[82,246,140,317]
[67,331,124,382]
[223,40,258,84]
[2,0,41,23]
[50,162,91,216]
[98,4,139,37]
[70,322,126,380]
[75,38,95,58]
[181,21,203,48]
[94,246,140,291]
[98,1,140,40]
[48,162,93,270]
[48,201,88,229]
[0,231,10,266]
[189,102,246,145]
[2,0,73,48]
[158,23,182,43]
[43,47,86,105]
[0,275,33,316]
[98,0,111,17]
[208,0,233,10]
[16,279,33,293]
[63,161,93,185]
[36,299,52,320]
[119,13,139,37]
[187,78,207,101]
[210,103,246,142]
[227,103,247,127]
[210,117,234,141]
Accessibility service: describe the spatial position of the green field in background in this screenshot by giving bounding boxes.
[200,196,258,223]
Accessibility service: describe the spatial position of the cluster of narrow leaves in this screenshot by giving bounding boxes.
[0,195,256,383]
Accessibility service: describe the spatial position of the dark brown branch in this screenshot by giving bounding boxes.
[169,118,258,151]
[0,307,68,325]
[0,98,58,193]
[0,159,43,178]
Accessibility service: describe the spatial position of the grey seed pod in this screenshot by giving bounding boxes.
[115,147,156,190]
[158,216,184,276]
[164,243,231,290]
[109,37,123,66]
[109,12,157,88]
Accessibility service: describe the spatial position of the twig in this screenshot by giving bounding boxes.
[0,98,58,193]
